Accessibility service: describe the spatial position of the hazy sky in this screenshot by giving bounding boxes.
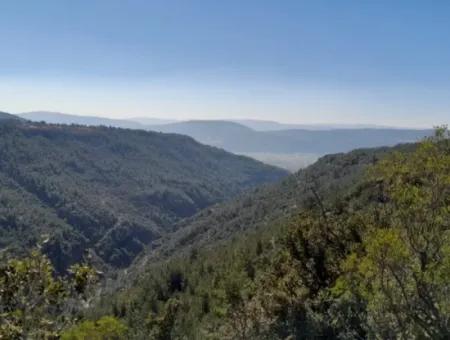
[1,1,449,127]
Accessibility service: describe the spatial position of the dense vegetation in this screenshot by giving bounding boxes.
[89,128,449,339]
[0,250,99,338]
[137,143,413,266]
[0,121,447,339]
[0,118,286,272]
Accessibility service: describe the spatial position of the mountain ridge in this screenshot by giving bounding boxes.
[17,111,433,171]
[19,111,146,130]
[0,117,287,272]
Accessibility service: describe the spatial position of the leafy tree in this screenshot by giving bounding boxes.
[61,316,127,340]
[146,298,180,340]
[0,250,97,339]
[334,127,450,338]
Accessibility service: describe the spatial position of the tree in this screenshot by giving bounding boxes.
[0,250,97,339]
[334,128,450,338]
[146,298,180,340]
[61,316,127,340]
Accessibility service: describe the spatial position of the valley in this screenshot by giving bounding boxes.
[0,113,286,272]
[1,112,448,338]
[1,2,449,338]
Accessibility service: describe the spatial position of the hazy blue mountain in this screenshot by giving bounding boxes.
[19,111,146,130]
[151,120,255,147]
[149,120,432,154]
[232,119,395,131]
[237,152,320,172]
[128,117,178,125]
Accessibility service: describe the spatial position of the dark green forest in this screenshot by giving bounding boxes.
[0,116,448,339]
[0,116,286,272]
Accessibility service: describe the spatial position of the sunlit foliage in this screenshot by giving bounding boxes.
[94,128,449,339]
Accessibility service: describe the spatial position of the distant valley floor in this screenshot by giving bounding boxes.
[237,152,320,172]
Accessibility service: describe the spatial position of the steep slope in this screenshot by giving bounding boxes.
[0,119,287,272]
[95,133,449,339]
[133,142,415,272]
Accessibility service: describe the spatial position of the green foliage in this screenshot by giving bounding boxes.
[146,142,399,264]
[93,128,449,339]
[61,316,127,340]
[0,120,286,272]
[0,250,97,339]
[334,128,450,338]
[1,119,446,338]
[146,298,180,340]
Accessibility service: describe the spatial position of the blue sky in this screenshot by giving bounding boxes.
[1,1,449,127]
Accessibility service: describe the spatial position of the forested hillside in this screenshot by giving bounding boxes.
[0,118,287,272]
[0,111,21,121]
[0,124,448,339]
[89,129,449,339]
[2,0,448,338]
[19,111,147,130]
[134,143,414,267]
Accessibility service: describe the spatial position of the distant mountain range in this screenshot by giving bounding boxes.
[228,119,395,131]
[19,111,409,131]
[129,116,178,125]
[148,120,431,154]
[16,111,433,171]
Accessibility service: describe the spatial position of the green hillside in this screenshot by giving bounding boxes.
[0,122,448,339]
[0,111,21,120]
[91,129,449,339]
[0,119,287,272]
[133,143,414,267]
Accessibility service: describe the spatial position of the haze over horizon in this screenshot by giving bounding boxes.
[9,110,433,130]
[1,1,449,128]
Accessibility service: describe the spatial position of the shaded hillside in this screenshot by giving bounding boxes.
[0,119,287,272]
[0,111,22,121]
[133,142,415,272]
